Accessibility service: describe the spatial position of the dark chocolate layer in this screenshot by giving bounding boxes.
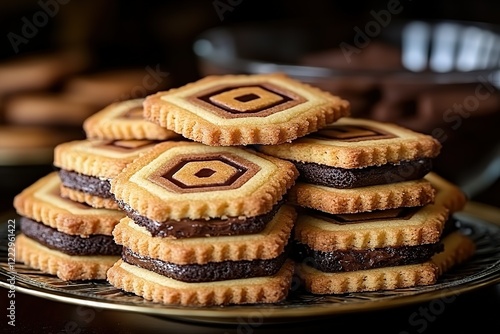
[20,217,122,256]
[58,169,113,198]
[122,246,289,282]
[291,241,444,272]
[294,158,433,188]
[117,199,284,239]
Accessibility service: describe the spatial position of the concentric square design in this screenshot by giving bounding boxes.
[148,153,260,193]
[312,125,396,142]
[189,83,307,118]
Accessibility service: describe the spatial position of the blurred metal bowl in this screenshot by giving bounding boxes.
[193,19,500,84]
[193,19,500,198]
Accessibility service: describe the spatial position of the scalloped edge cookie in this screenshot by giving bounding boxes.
[295,231,475,294]
[15,234,119,281]
[258,117,441,169]
[143,73,350,146]
[13,172,124,236]
[288,178,436,215]
[83,98,181,140]
[110,141,299,221]
[106,259,294,306]
[113,204,296,264]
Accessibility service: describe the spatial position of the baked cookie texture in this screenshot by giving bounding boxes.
[83,98,181,140]
[143,73,350,146]
[292,173,474,294]
[258,117,441,169]
[107,139,300,305]
[110,141,299,221]
[53,139,161,209]
[8,72,476,302]
[13,172,123,280]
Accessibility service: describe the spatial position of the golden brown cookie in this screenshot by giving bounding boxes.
[15,234,119,281]
[110,141,299,221]
[258,117,441,169]
[53,139,161,209]
[288,178,436,215]
[83,98,181,140]
[106,259,294,306]
[143,73,350,146]
[113,204,295,264]
[295,231,475,294]
[13,172,124,236]
[292,172,464,250]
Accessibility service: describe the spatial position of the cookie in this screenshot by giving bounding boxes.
[288,178,436,215]
[294,231,475,294]
[106,258,294,306]
[4,92,96,126]
[292,172,465,251]
[107,141,298,305]
[15,234,119,281]
[110,141,299,222]
[53,139,161,209]
[13,172,123,281]
[19,217,121,256]
[257,117,441,170]
[112,205,295,264]
[143,73,350,146]
[13,172,124,236]
[83,98,181,140]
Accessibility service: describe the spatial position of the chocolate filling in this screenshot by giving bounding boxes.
[293,158,433,188]
[58,169,113,198]
[122,246,289,283]
[117,199,284,239]
[20,217,122,256]
[291,241,444,272]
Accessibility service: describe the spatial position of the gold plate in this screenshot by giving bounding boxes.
[1,202,500,325]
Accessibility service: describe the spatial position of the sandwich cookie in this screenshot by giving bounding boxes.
[292,173,474,294]
[53,139,161,209]
[13,172,124,281]
[258,117,442,213]
[107,141,299,305]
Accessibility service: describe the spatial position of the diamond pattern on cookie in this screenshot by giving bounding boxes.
[110,141,299,221]
[144,73,350,146]
[149,153,258,193]
[190,83,305,118]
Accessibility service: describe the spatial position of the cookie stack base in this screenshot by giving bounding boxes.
[295,231,475,294]
[107,259,295,306]
[15,234,119,281]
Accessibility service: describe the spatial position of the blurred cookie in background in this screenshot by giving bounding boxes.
[63,67,172,110]
[0,49,91,96]
[4,92,96,127]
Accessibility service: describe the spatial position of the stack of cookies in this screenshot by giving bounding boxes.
[12,71,476,305]
[13,98,178,281]
[257,117,476,294]
[105,73,351,305]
